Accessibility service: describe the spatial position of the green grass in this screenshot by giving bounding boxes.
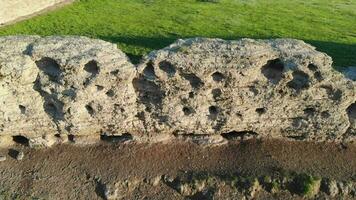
[0,0,355,67]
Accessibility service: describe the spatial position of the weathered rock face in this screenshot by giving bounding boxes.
[0,36,354,146]
[138,38,355,142]
[0,36,138,142]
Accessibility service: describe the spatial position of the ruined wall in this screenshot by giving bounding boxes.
[0,36,354,147]
[0,0,72,26]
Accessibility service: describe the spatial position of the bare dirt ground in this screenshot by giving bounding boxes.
[0,139,355,199]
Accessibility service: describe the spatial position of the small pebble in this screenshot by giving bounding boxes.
[16,151,24,160]
[0,155,6,162]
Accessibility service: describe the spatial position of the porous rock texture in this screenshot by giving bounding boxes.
[138,38,355,142]
[0,36,354,146]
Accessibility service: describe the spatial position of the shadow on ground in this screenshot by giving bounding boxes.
[99,35,356,68]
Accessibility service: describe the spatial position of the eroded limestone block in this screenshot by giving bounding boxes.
[0,36,57,137]
[0,36,354,145]
[0,36,137,141]
[137,38,355,141]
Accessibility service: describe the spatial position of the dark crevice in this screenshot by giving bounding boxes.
[314,71,323,81]
[35,57,61,82]
[173,133,211,139]
[183,106,194,116]
[347,102,356,120]
[255,108,266,115]
[321,111,331,119]
[287,71,310,91]
[346,102,356,134]
[303,107,316,116]
[181,73,204,89]
[100,133,133,143]
[32,72,65,132]
[105,89,115,97]
[307,64,318,71]
[319,85,343,101]
[143,61,156,80]
[211,71,225,82]
[68,134,75,142]
[94,178,107,200]
[261,58,284,84]
[221,131,258,140]
[85,104,95,116]
[83,60,99,86]
[212,88,222,100]
[208,106,219,120]
[84,60,99,75]
[96,85,104,91]
[132,75,164,112]
[286,135,306,140]
[19,105,26,114]
[159,61,176,77]
[12,135,29,145]
[331,89,342,101]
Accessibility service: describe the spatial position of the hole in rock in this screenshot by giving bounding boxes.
[19,105,26,114]
[347,102,356,120]
[286,135,305,140]
[321,111,331,119]
[331,89,342,101]
[287,71,310,91]
[100,133,133,143]
[261,58,284,83]
[314,71,323,81]
[307,64,318,71]
[96,85,104,91]
[209,106,218,115]
[182,107,194,116]
[84,60,99,75]
[105,89,115,97]
[35,57,61,79]
[68,134,75,142]
[44,102,63,120]
[12,135,29,145]
[85,104,95,116]
[221,131,258,140]
[182,73,204,89]
[132,75,164,108]
[159,61,176,76]
[303,107,316,116]
[255,108,266,115]
[211,72,225,82]
[212,88,222,99]
[143,61,156,79]
[110,70,119,76]
[188,92,195,98]
[249,86,259,96]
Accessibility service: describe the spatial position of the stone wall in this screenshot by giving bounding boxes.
[0,0,72,26]
[0,36,354,147]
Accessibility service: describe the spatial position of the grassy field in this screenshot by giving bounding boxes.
[0,0,355,67]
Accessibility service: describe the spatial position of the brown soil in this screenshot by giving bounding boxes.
[0,139,355,199]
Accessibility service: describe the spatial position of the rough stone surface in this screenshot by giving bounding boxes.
[138,38,355,142]
[15,151,24,160]
[0,155,6,162]
[0,36,355,146]
[0,36,138,140]
[0,0,73,26]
